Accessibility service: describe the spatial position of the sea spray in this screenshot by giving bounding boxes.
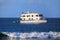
[2,32,60,39]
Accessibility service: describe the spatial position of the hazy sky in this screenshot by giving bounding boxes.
[0,0,60,18]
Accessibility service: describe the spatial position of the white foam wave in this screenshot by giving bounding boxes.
[2,31,60,39]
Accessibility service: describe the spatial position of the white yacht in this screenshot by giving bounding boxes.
[20,11,47,24]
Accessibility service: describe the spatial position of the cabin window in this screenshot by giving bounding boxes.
[39,14,43,16]
[36,15,39,17]
[29,18,30,20]
[32,18,33,20]
[24,18,25,20]
[27,15,30,17]
[32,15,33,17]
[29,18,33,20]
[22,15,25,17]
[36,18,38,20]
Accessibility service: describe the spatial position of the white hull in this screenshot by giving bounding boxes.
[20,20,47,24]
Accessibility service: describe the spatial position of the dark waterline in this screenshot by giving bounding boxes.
[0,18,60,32]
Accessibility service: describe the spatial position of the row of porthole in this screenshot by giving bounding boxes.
[21,18,38,20]
[22,15,39,17]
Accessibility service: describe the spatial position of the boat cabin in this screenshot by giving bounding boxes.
[20,13,43,21]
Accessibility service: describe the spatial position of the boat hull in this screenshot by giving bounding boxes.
[20,20,47,24]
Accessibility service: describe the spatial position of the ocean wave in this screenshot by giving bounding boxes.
[2,31,60,39]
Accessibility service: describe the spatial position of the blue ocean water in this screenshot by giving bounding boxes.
[0,18,60,32]
[0,18,60,40]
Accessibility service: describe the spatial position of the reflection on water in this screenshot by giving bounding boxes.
[1,37,60,40]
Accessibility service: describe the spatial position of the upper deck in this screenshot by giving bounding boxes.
[20,13,43,21]
[21,13,43,18]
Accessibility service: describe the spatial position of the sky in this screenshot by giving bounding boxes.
[0,0,60,18]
